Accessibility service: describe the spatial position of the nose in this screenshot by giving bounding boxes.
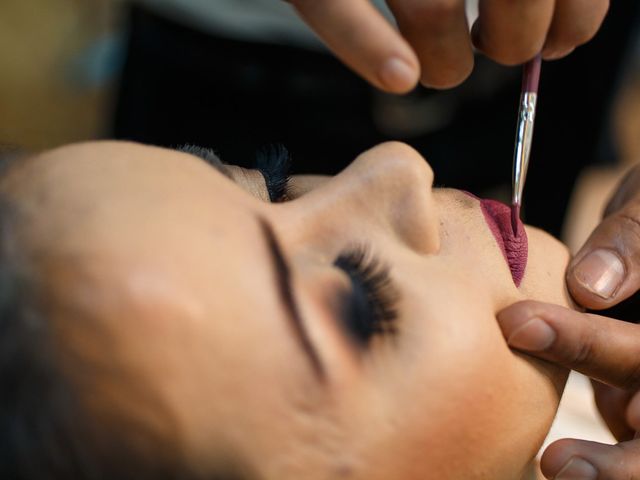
[283,142,440,255]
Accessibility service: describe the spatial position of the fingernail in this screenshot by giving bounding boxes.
[554,456,597,479]
[506,317,556,352]
[379,57,417,91]
[573,249,625,299]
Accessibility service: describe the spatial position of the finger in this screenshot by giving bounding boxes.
[603,165,640,218]
[497,301,640,390]
[541,437,640,480]
[290,0,419,93]
[592,380,636,441]
[472,0,555,65]
[567,199,640,309]
[542,0,610,60]
[386,0,474,88]
[626,390,640,432]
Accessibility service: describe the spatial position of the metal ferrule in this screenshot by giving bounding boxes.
[512,91,538,206]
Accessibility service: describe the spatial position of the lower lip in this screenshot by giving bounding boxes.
[481,199,528,286]
[463,192,528,286]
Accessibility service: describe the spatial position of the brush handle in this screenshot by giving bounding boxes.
[522,54,542,94]
[512,54,542,209]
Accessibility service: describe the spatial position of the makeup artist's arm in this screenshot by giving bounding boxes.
[497,164,640,480]
[287,0,609,92]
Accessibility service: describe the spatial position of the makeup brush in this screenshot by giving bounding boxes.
[511,54,542,237]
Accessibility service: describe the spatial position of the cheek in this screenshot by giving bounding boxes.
[372,346,557,479]
[358,297,561,479]
[519,226,572,307]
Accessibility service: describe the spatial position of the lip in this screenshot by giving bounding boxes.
[462,192,528,286]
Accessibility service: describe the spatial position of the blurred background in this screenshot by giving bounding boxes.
[0,0,120,149]
[2,0,640,238]
[2,1,640,476]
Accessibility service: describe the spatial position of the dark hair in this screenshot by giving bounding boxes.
[0,153,251,480]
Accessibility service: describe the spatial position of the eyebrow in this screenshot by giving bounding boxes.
[257,217,326,382]
[180,144,326,378]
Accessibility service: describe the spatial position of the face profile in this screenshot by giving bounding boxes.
[0,141,574,480]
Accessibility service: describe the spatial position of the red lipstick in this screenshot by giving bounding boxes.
[479,199,528,287]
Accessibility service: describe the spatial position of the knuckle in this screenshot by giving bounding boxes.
[615,208,640,257]
[568,314,600,367]
[618,205,640,232]
[605,166,640,216]
[613,441,631,456]
[570,335,595,368]
[613,442,640,476]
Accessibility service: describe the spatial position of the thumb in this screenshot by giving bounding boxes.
[567,199,640,309]
[541,437,640,480]
[567,164,640,310]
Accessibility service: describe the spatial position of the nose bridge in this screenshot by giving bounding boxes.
[361,143,439,254]
[280,142,441,255]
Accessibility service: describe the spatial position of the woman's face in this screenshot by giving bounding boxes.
[6,141,572,480]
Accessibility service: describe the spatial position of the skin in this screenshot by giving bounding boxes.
[289,0,610,92]
[3,141,574,479]
[499,163,640,479]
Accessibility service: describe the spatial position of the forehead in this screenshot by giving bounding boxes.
[9,140,318,391]
[6,141,238,204]
[3,141,282,349]
[3,142,260,248]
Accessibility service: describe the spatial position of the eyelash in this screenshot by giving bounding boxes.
[182,145,397,347]
[333,247,400,347]
[255,144,292,203]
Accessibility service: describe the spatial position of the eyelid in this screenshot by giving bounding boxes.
[333,247,400,348]
[225,165,271,202]
[176,143,292,203]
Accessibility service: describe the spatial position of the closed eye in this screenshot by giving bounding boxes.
[176,144,292,203]
[334,247,400,348]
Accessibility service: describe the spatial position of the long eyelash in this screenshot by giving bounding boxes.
[334,247,399,347]
[255,144,292,202]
